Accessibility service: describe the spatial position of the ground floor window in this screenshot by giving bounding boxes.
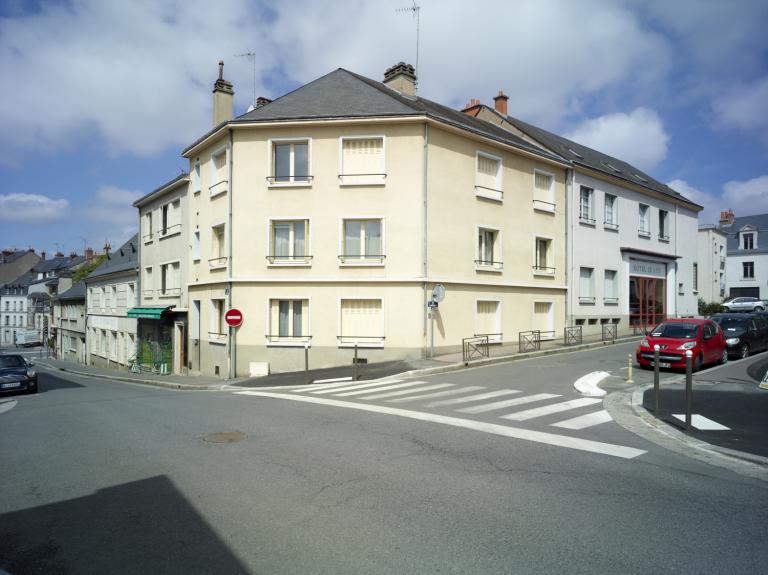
[475,300,501,342]
[532,301,554,339]
[268,299,309,344]
[339,299,383,346]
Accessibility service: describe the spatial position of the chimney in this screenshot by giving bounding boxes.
[256,96,272,108]
[40,251,46,260]
[104,243,111,259]
[54,251,64,258]
[461,98,482,116]
[69,251,77,260]
[383,62,417,97]
[719,209,735,226]
[493,90,508,116]
[85,247,94,263]
[212,60,234,126]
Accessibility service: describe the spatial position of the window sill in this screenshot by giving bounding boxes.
[533,270,555,278]
[340,175,386,186]
[638,230,651,238]
[209,181,229,198]
[603,298,619,305]
[475,187,503,202]
[267,257,313,267]
[268,182,313,189]
[658,235,670,243]
[532,200,556,213]
[338,341,384,349]
[578,297,596,305]
[158,293,180,299]
[209,337,227,346]
[266,339,312,348]
[579,217,596,227]
[475,264,503,273]
[143,239,154,245]
[159,230,181,240]
[603,222,619,232]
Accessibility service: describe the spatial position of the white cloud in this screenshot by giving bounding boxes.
[723,176,768,216]
[0,193,68,223]
[566,108,669,172]
[666,179,721,225]
[82,185,142,245]
[712,76,768,142]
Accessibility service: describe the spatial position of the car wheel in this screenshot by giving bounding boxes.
[739,343,749,360]
[693,354,703,372]
[755,306,764,312]
[718,349,728,365]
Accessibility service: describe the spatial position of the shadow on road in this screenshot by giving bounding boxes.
[0,475,250,575]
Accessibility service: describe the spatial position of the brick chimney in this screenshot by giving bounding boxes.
[719,209,735,226]
[383,62,417,97]
[461,98,482,116]
[85,247,94,263]
[493,90,508,116]
[212,60,234,126]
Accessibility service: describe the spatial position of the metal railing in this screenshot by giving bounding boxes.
[265,334,312,344]
[142,233,154,242]
[266,255,313,264]
[337,335,385,346]
[338,254,386,264]
[474,259,504,270]
[519,330,541,352]
[160,224,182,236]
[658,233,670,242]
[338,173,387,183]
[266,175,314,184]
[602,323,617,341]
[532,265,555,274]
[603,297,619,304]
[462,335,489,363]
[579,296,596,304]
[564,325,582,346]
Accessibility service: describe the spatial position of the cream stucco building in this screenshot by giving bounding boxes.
[182,63,569,377]
[697,224,727,303]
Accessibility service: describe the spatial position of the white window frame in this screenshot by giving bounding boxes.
[603,269,618,304]
[209,144,229,198]
[192,160,201,194]
[210,222,227,269]
[160,199,181,238]
[532,300,555,340]
[209,298,227,344]
[143,211,154,244]
[192,229,201,262]
[265,297,312,347]
[159,259,181,297]
[267,137,312,188]
[338,297,385,348]
[579,186,595,225]
[475,151,503,202]
[742,230,756,250]
[267,217,312,266]
[339,216,385,266]
[532,168,555,213]
[475,225,503,272]
[339,135,386,186]
[603,194,618,230]
[191,300,201,340]
[532,235,555,276]
[579,267,595,304]
[743,261,755,279]
[658,209,669,242]
[638,204,651,237]
[143,267,153,299]
[475,298,502,343]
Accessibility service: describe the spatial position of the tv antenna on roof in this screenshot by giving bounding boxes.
[396,1,420,85]
[235,50,257,110]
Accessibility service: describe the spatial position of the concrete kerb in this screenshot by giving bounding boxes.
[604,383,768,483]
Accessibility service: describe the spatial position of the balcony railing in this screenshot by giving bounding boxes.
[266,175,314,185]
[338,254,386,265]
[338,173,386,186]
[475,185,503,201]
[532,265,555,275]
[475,259,503,271]
[266,255,313,265]
[160,224,182,237]
[532,199,556,213]
[208,257,228,269]
[337,335,385,348]
[265,334,313,346]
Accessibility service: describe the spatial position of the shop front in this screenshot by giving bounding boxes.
[628,259,667,328]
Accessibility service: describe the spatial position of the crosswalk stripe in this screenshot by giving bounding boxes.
[359,383,454,401]
[551,410,612,430]
[456,393,560,414]
[291,378,401,393]
[501,397,603,421]
[333,381,428,397]
[388,386,486,403]
[309,380,404,395]
[424,389,520,407]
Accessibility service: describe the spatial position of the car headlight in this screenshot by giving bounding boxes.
[26,369,36,378]
[640,338,649,347]
[725,338,740,345]
[677,341,697,350]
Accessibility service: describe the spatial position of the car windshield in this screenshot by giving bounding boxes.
[0,355,26,368]
[650,323,700,339]
[712,317,747,330]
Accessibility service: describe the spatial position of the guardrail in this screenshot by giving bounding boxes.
[519,330,541,352]
[462,335,489,364]
[564,325,582,346]
[602,323,617,341]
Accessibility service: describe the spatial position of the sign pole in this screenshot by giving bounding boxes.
[430,307,435,359]
[653,344,660,413]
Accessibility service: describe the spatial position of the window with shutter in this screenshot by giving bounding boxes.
[532,302,553,337]
[475,301,501,341]
[475,152,502,200]
[579,268,594,302]
[340,138,385,185]
[340,299,383,346]
[533,170,555,212]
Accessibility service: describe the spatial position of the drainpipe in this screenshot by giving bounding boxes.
[227,128,235,379]
[422,122,430,358]
[674,204,679,318]
[565,167,574,328]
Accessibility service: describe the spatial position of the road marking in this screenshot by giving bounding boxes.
[234,391,646,459]
[672,414,730,431]
[0,399,18,415]
[552,410,612,430]
[291,378,402,392]
[312,376,353,384]
[359,383,454,401]
[424,389,521,407]
[388,386,486,403]
[308,380,405,395]
[456,393,559,414]
[573,371,609,397]
[501,397,603,421]
[333,381,428,397]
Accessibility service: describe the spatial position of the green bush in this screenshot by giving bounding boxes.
[698,298,725,316]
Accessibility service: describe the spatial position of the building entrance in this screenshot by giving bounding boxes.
[629,276,665,328]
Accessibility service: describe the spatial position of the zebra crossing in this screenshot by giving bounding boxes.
[235,377,646,459]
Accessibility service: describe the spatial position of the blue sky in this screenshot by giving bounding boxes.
[1,0,767,255]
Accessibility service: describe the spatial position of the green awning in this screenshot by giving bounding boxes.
[127,306,173,319]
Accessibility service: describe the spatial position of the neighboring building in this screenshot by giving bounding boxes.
[53,280,87,363]
[182,62,570,377]
[720,210,768,300]
[464,100,702,332]
[85,236,139,369]
[131,173,190,374]
[26,254,85,344]
[0,249,40,285]
[697,224,727,303]
[0,272,34,346]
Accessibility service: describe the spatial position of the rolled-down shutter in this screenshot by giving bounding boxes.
[341,299,382,340]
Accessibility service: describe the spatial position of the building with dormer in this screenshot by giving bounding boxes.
[720,209,768,300]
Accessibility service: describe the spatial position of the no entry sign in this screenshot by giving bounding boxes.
[224,308,243,327]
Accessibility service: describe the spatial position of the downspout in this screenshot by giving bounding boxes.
[422,122,430,358]
[565,167,574,328]
[674,204,679,317]
[227,128,235,379]
[135,213,141,364]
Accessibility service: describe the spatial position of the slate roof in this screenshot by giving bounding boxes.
[56,280,86,301]
[86,234,139,280]
[503,116,702,209]
[721,213,768,254]
[0,271,35,294]
[184,68,566,164]
[33,255,85,274]
[0,250,34,264]
[133,172,189,208]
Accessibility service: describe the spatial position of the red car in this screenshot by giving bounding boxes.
[635,318,728,371]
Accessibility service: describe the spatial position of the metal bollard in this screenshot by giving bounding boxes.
[685,350,693,429]
[353,344,358,381]
[653,344,660,414]
[626,354,634,383]
[304,344,309,386]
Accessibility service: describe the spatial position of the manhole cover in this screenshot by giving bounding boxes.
[203,431,246,444]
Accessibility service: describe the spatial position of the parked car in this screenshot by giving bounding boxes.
[0,354,38,394]
[722,297,766,312]
[14,329,41,347]
[710,313,768,359]
[635,318,727,371]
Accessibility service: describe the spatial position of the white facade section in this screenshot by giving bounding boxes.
[697,226,727,303]
[86,275,138,366]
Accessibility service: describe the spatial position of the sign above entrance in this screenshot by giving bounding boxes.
[224,308,243,327]
[630,260,666,279]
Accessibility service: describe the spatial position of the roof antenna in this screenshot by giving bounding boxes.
[235,50,257,111]
[396,1,420,86]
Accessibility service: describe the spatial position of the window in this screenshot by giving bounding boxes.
[268,299,309,345]
[143,212,153,243]
[161,200,181,236]
[532,302,554,339]
[144,267,153,298]
[191,300,201,340]
[533,237,554,275]
[604,270,618,303]
[743,232,754,250]
[476,227,502,271]
[693,262,698,292]
[209,299,226,342]
[604,194,618,229]
[475,152,502,201]
[678,282,684,295]
[269,220,310,264]
[192,161,201,193]
[210,224,226,268]
[339,299,383,347]
[579,267,594,303]
[579,187,594,224]
[210,147,228,196]
[160,262,181,296]
[475,300,501,342]
[101,329,107,355]
[341,219,384,264]
[638,204,651,236]
[192,230,200,261]
[743,261,755,279]
[658,210,669,241]
[533,170,555,212]
[110,331,118,360]
[270,140,310,185]
[340,137,385,185]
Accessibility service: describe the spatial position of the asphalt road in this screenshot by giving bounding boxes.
[1,345,767,574]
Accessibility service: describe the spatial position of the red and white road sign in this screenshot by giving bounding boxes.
[224,308,243,327]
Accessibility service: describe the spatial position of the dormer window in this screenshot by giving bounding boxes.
[743,232,754,250]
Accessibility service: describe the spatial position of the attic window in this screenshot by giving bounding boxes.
[633,173,648,183]
[567,148,583,159]
[601,161,622,174]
